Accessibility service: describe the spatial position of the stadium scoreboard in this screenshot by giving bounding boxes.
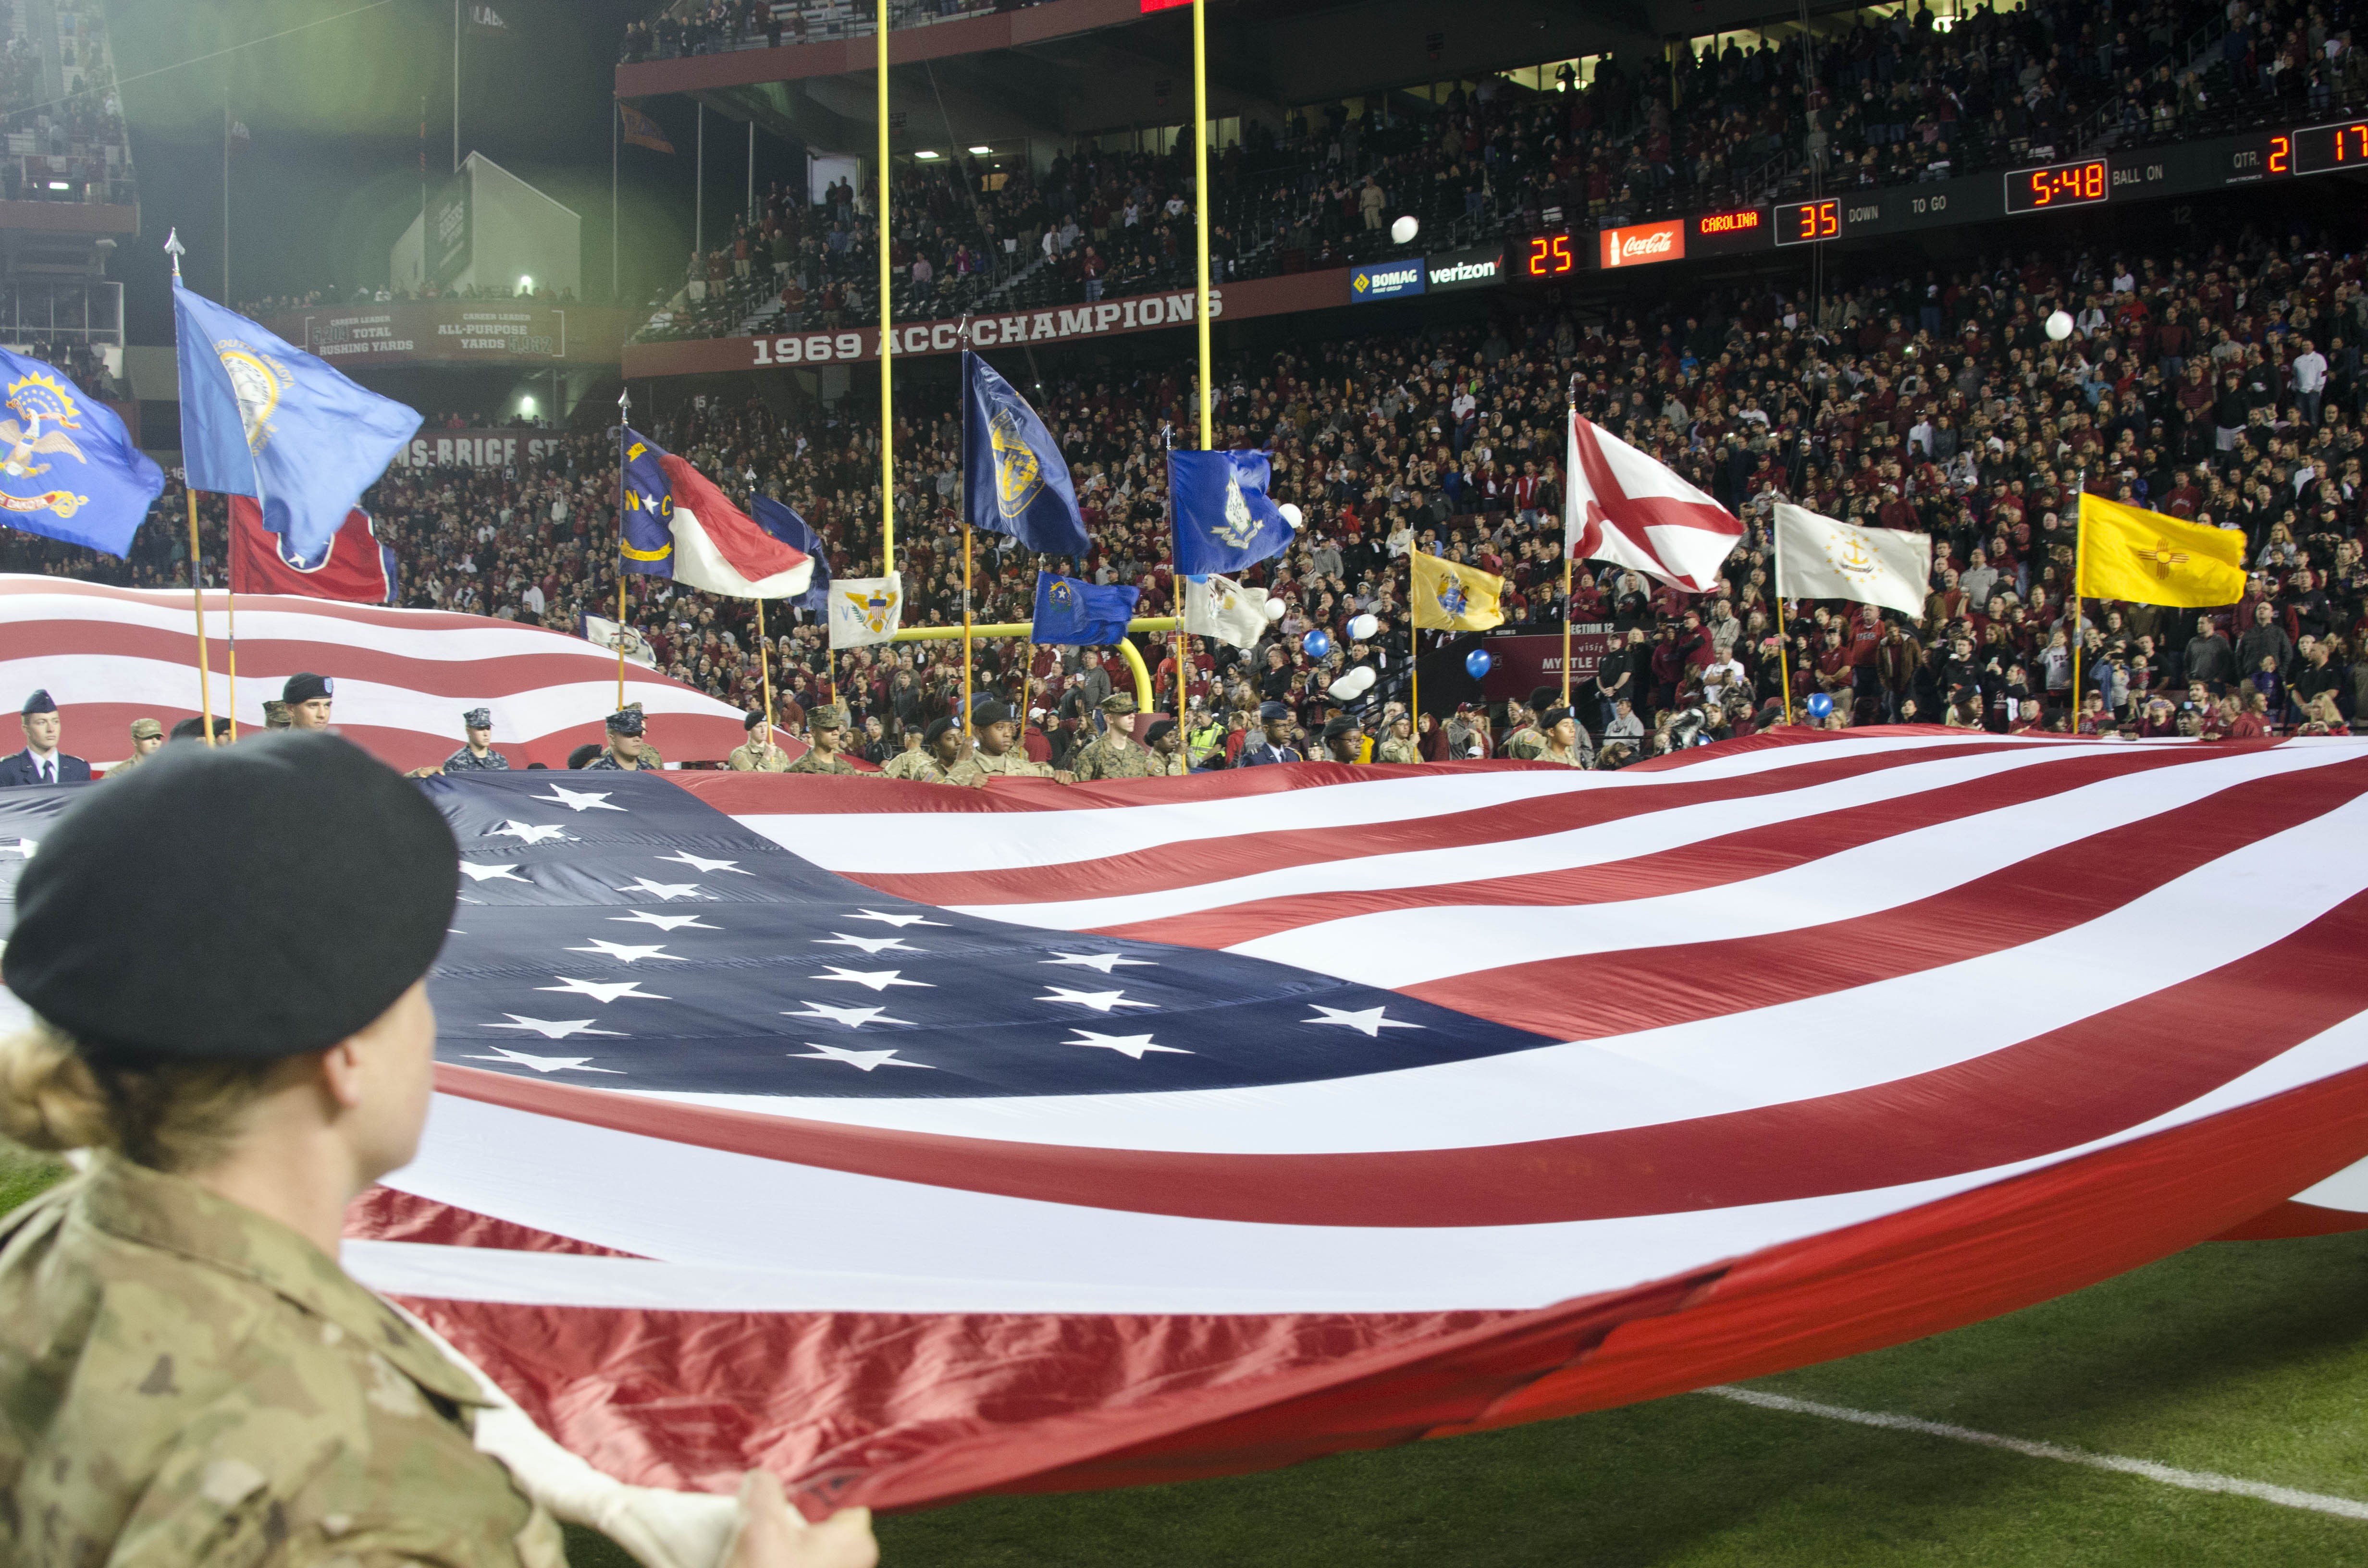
[1546,112,2368,273]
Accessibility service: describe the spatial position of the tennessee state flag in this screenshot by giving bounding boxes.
[2076,493,2246,608]
[1410,550,1505,632]
[227,495,395,602]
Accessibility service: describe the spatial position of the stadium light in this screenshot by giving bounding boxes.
[518,274,534,293]
[968,145,992,156]
[518,393,538,416]
[914,149,940,160]
[46,181,67,191]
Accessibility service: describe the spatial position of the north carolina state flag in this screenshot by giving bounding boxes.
[1565,413,1744,594]
[655,453,812,600]
[228,495,396,602]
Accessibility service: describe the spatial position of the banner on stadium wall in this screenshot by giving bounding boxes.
[1598,220,1684,270]
[258,304,635,367]
[392,428,574,469]
[1476,626,1625,696]
[620,269,1350,379]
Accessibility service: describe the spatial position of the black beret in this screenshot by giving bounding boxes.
[924,716,958,747]
[1527,686,1558,712]
[1143,717,1177,747]
[283,672,333,705]
[971,698,1011,728]
[2,733,459,1061]
[1541,707,1575,729]
[169,716,231,741]
[21,688,55,716]
[605,708,645,735]
[1322,714,1362,739]
[743,710,768,731]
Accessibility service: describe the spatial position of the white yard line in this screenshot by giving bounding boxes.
[1702,1385,2368,1521]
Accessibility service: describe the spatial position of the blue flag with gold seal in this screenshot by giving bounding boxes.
[173,281,420,567]
[1170,449,1293,576]
[1031,570,1137,646]
[962,351,1088,557]
[0,347,161,558]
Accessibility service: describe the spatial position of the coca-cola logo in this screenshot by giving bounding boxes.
[1602,224,1685,268]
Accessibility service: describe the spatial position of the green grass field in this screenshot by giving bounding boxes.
[10,1147,2367,1565]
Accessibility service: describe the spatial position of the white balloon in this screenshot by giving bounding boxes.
[1346,612,1379,641]
[2046,309,2074,342]
[1326,666,1377,702]
[1263,598,1287,622]
[1278,502,1303,529]
[1390,214,1418,245]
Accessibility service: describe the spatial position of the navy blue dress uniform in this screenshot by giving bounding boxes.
[0,690,91,786]
[1238,700,1304,767]
[441,708,513,773]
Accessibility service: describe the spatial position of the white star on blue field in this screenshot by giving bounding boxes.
[415,772,1554,1097]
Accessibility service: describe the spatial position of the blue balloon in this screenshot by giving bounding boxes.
[1806,692,1834,720]
[1302,629,1332,659]
[1465,649,1493,679]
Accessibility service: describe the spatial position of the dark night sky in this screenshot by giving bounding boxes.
[105,0,802,343]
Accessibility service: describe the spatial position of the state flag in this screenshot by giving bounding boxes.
[1772,502,1931,618]
[1565,412,1743,593]
[1182,573,1270,649]
[619,104,673,154]
[619,429,811,600]
[829,573,903,649]
[2077,493,2245,608]
[1410,550,1504,632]
[228,496,395,603]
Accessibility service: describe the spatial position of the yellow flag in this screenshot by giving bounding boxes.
[2076,494,2245,608]
[1410,550,1505,631]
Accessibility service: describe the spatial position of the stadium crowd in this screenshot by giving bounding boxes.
[0,0,136,207]
[12,205,2368,766]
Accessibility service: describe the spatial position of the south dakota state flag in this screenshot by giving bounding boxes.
[0,346,161,557]
[1031,570,1137,646]
[173,282,421,567]
[962,352,1088,557]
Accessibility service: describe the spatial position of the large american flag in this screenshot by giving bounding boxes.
[0,575,754,770]
[5,730,2368,1513]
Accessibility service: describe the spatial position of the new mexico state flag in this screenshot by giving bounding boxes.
[1411,550,1506,632]
[2077,494,2246,607]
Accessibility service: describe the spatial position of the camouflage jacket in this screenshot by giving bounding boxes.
[726,742,790,772]
[1069,731,1156,782]
[950,747,1058,781]
[785,747,863,775]
[1375,737,1419,764]
[1500,727,1547,761]
[877,749,944,782]
[0,1156,564,1567]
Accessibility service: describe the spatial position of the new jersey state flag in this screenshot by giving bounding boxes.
[0,346,161,558]
[1170,450,1293,576]
[2077,493,2246,607]
[1410,550,1505,632]
[173,282,421,567]
[1773,502,1932,618]
[1032,570,1138,646]
[962,352,1088,557]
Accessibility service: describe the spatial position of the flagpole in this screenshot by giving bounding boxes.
[1774,510,1793,724]
[757,596,774,735]
[876,5,895,579]
[224,583,238,743]
[188,490,216,747]
[961,519,973,730]
[615,385,630,711]
[1559,550,1572,707]
[1193,0,1211,452]
[2071,476,2087,732]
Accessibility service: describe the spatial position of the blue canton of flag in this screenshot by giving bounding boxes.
[0,347,161,558]
[752,493,829,613]
[1170,449,1293,576]
[617,428,676,576]
[962,351,1088,557]
[172,282,422,567]
[1031,570,1137,647]
[374,772,1550,1098]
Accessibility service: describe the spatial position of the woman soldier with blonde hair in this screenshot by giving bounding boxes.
[0,733,874,1568]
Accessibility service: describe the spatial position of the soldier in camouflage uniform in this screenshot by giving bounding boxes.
[728,712,791,772]
[1499,686,1556,762]
[1375,713,1419,763]
[106,717,164,777]
[785,703,867,775]
[442,707,513,773]
[947,698,1072,785]
[1139,717,1189,776]
[260,699,292,732]
[878,718,982,787]
[1069,692,1158,781]
[1533,705,1596,768]
[0,733,876,1568]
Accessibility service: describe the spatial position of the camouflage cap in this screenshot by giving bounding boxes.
[261,699,292,727]
[1099,692,1139,716]
[810,703,850,731]
[128,717,163,740]
[604,708,645,736]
